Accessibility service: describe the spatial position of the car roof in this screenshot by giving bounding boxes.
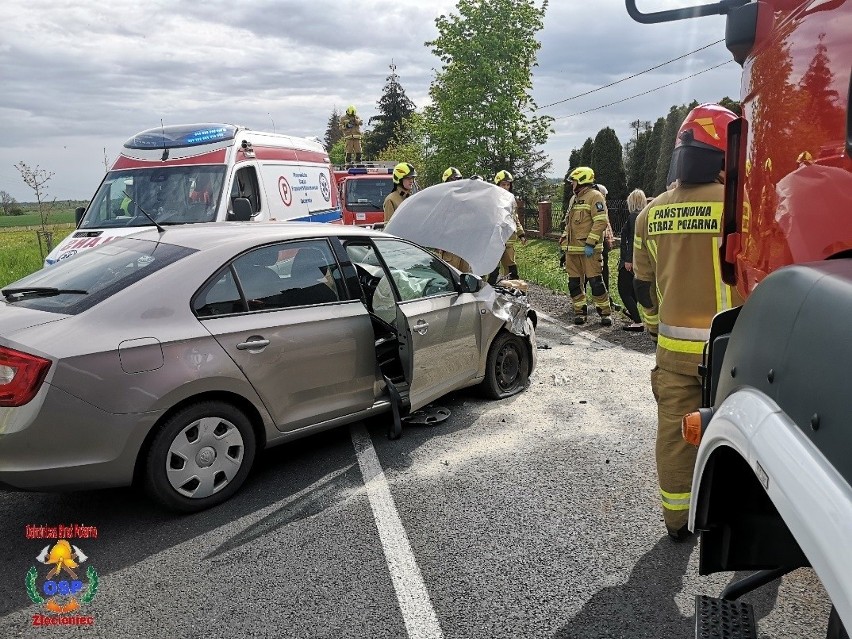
[127,222,383,251]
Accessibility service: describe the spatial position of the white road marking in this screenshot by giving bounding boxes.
[350,423,445,639]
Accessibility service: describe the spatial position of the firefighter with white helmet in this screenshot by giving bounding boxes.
[632,103,744,541]
[383,162,417,224]
[487,170,526,284]
[339,105,364,165]
[560,166,612,325]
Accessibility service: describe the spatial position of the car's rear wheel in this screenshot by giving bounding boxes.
[481,332,529,399]
[144,401,256,512]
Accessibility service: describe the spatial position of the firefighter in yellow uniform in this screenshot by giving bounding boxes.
[632,103,743,541]
[487,170,526,285]
[561,167,612,325]
[339,105,364,165]
[383,162,417,225]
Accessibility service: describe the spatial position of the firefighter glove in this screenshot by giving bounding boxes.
[584,244,594,258]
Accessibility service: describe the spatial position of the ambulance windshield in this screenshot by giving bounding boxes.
[79,166,227,229]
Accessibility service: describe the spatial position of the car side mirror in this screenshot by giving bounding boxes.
[228,197,252,221]
[459,272,485,293]
[75,206,85,227]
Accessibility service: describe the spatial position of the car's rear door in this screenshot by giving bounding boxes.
[194,238,376,431]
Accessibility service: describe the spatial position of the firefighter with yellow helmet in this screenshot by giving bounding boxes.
[487,170,526,284]
[560,166,612,325]
[442,167,463,182]
[339,105,364,165]
[383,162,417,224]
[633,103,744,541]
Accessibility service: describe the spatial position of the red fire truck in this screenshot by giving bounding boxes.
[627,1,851,636]
[333,163,397,227]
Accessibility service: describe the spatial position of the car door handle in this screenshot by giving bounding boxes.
[236,338,270,350]
[413,321,429,335]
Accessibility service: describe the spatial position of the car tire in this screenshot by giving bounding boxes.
[480,331,529,400]
[143,401,256,513]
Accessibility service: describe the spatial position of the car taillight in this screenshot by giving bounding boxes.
[0,346,51,407]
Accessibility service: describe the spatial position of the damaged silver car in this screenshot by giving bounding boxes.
[0,223,535,512]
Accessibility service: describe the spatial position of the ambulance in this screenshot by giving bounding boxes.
[45,123,341,266]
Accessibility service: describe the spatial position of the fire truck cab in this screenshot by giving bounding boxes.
[334,163,398,227]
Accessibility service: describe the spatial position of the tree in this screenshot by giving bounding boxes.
[14,161,57,256]
[718,96,742,116]
[0,190,17,215]
[578,137,595,167]
[653,105,690,195]
[323,107,343,152]
[329,138,345,166]
[590,127,627,199]
[375,114,435,185]
[568,148,582,170]
[625,124,651,192]
[425,0,552,198]
[365,62,416,159]
[641,118,665,196]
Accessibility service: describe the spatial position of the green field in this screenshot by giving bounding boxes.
[0,228,75,287]
[0,211,76,228]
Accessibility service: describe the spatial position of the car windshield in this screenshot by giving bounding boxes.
[2,237,195,314]
[79,166,227,229]
[345,177,394,212]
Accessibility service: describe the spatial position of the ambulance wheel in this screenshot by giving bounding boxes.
[481,332,529,399]
[144,401,256,512]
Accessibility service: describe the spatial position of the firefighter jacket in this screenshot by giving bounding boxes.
[563,185,608,254]
[383,187,410,224]
[339,114,363,140]
[633,182,744,376]
[508,199,525,244]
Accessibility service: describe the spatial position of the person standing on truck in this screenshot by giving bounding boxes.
[340,105,364,165]
[487,170,526,284]
[560,166,612,325]
[383,162,417,225]
[632,103,743,542]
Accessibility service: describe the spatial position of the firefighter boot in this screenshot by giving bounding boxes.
[345,153,353,166]
[507,264,519,280]
[487,267,500,286]
[573,306,588,325]
[355,153,363,164]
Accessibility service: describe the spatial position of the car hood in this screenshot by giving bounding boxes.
[0,304,67,339]
[384,180,517,275]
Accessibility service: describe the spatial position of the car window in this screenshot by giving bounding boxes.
[344,242,396,324]
[195,239,345,315]
[373,239,455,302]
[2,238,195,315]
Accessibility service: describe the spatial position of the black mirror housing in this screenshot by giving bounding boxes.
[460,273,485,294]
[228,197,252,221]
[74,206,85,227]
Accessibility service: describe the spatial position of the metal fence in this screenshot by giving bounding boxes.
[521,200,631,238]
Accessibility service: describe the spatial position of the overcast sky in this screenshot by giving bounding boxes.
[0,0,738,201]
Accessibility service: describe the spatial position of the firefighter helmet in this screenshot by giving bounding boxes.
[568,167,595,185]
[346,105,357,116]
[797,151,813,165]
[669,103,737,184]
[494,170,513,184]
[392,162,417,185]
[442,167,463,182]
[469,174,483,180]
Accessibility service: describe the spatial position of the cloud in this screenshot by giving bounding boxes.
[0,0,740,200]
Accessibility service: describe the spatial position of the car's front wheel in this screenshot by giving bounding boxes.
[481,331,530,399]
[143,401,256,512]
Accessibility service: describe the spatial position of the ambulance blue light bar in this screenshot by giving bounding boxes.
[347,167,392,175]
[125,124,239,150]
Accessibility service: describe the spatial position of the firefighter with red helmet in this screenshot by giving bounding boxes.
[487,170,526,284]
[560,166,612,325]
[383,162,417,224]
[632,103,744,541]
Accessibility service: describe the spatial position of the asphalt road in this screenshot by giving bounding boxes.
[0,307,832,638]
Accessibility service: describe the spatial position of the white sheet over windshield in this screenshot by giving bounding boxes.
[384,179,517,275]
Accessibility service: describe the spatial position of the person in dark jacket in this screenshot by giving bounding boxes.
[618,189,648,331]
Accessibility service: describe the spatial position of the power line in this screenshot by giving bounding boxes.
[551,60,734,121]
[538,39,725,110]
